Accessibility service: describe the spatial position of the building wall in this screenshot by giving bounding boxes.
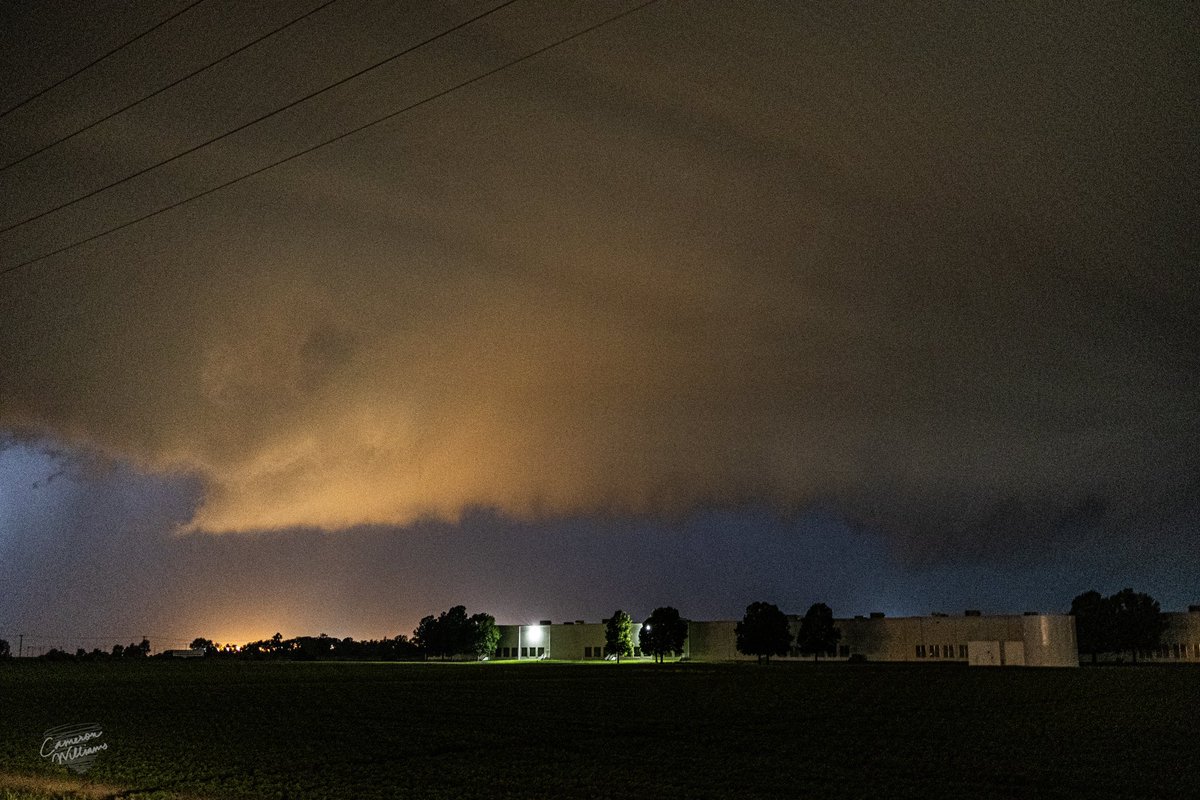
[494,623,612,660]
[1129,610,1200,663]
[495,612,1080,667]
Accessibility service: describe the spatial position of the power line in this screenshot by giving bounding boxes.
[0,0,660,280]
[0,0,209,120]
[0,0,523,237]
[0,0,341,174]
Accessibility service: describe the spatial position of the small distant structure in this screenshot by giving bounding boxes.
[163,647,205,658]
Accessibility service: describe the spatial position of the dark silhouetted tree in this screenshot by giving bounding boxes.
[639,607,688,663]
[1109,588,1168,664]
[1070,590,1114,664]
[797,603,841,662]
[440,606,472,658]
[736,601,793,663]
[470,612,500,659]
[413,615,440,660]
[111,644,125,658]
[190,637,218,656]
[415,606,497,660]
[605,610,634,663]
[0,639,9,658]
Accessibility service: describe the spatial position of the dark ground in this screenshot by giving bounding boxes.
[1,660,1196,798]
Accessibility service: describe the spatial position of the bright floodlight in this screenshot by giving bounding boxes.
[525,625,543,645]
[644,624,651,632]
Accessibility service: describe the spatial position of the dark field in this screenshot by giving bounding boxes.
[1,660,1196,799]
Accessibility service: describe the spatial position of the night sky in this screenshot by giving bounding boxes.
[1,1,1196,652]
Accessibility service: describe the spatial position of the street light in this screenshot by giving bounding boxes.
[518,625,546,660]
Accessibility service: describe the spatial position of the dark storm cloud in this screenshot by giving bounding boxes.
[0,2,1196,559]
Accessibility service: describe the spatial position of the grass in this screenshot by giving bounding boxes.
[0,659,1196,798]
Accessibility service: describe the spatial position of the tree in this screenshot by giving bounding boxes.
[1070,590,1114,664]
[190,637,218,656]
[439,606,473,659]
[605,611,634,663]
[415,606,498,660]
[470,612,500,659]
[0,639,9,659]
[735,601,793,663]
[413,615,440,660]
[797,603,841,662]
[1109,588,1168,664]
[639,607,688,663]
[1070,588,1168,664]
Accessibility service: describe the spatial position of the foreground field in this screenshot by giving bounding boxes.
[1,660,1196,799]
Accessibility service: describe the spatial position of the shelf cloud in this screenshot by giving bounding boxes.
[1,2,1195,558]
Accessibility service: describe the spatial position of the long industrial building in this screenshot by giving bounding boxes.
[495,610,1082,667]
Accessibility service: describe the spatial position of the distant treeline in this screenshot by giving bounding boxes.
[192,632,423,660]
[0,588,1173,664]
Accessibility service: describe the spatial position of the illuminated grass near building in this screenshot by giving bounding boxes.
[0,661,1196,799]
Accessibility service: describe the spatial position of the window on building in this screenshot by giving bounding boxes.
[520,647,528,658]
[959,644,968,659]
[1173,643,1181,659]
[537,647,545,657]
[916,645,925,658]
[584,647,592,658]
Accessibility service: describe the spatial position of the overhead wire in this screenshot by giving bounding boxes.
[0,0,660,279]
[0,0,209,120]
[0,0,341,174]
[0,0,522,236]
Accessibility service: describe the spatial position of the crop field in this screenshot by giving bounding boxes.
[0,660,1196,799]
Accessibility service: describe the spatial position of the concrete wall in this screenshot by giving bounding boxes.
[1128,609,1200,662]
[1021,613,1077,667]
[495,622,612,660]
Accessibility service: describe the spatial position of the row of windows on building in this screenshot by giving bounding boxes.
[494,645,649,659]
[788,645,852,658]
[915,644,969,659]
[1140,642,1200,659]
[579,646,644,658]
[495,646,545,659]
